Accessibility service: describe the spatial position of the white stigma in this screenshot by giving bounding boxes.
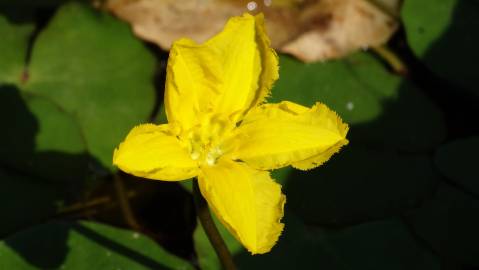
[206,154,216,166]
[205,146,222,166]
[191,151,200,160]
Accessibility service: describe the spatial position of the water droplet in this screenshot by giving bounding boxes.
[346,101,354,111]
[263,0,272,7]
[247,1,257,11]
[132,232,140,239]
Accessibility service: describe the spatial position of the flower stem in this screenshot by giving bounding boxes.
[371,45,408,76]
[192,179,237,270]
[114,173,142,231]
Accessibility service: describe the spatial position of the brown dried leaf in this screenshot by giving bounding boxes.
[105,0,399,62]
[281,0,399,61]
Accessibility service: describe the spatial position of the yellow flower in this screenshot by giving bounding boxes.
[113,13,348,254]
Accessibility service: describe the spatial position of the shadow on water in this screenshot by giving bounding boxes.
[0,7,198,268]
[71,223,176,270]
[234,77,444,270]
[236,1,479,269]
[0,9,194,269]
[396,0,479,140]
[0,85,87,268]
[0,84,92,232]
[0,84,184,269]
[397,2,479,266]
[0,64,191,270]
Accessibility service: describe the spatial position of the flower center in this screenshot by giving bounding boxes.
[185,114,233,166]
[189,137,223,166]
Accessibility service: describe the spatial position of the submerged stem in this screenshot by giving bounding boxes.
[192,179,236,270]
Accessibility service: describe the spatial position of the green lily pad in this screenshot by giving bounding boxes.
[0,2,156,177]
[0,221,194,270]
[405,183,479,266]
[238,214,439,270]
[271,53,445,151]
[0,9,33,84]
[21,2,156,169]
[0,168,64,236]
[0,2,157,248]
[193,158,439,269]
[0,85,88,182]
[191,52,444,269]
[402,0,479,95]
[434,137,479,196]
[195,210,440,270]
[285,145,439,226]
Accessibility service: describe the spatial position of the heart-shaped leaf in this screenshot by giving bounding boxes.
[0,3,156,178]
[22,2,156,170]
[271,53,446,151]
[402,0,479,96]
[405,183,479,266]
[434,137,479,196]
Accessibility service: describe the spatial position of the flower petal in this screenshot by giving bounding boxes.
[198,159,285,254]
[247,13,279,111]
[226,101,349,170]
[164,13,278,130]
[113,124,198,181]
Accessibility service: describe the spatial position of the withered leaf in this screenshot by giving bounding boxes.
[106,0,399,62]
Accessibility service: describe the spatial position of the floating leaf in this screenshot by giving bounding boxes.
[271,53,445,151]
[402,0,479,96]
[236,214,440,270]
[23,2,156,169]
[434,137,479,196]
[285,145,439,225]
[406,184,479,266]
[0,169,64,236]
[195,211,440,270]
[191,51,444,267]
[0,221,194,270]
[0,2,158,246]
[0,2,156,175]
[0,85,88,182]
[193,158,439,269]
[0,9,33,84]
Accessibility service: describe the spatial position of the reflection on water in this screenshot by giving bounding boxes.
[227,0,302,13]
[247,1,258,11]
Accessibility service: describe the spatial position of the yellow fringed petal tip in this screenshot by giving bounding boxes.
[113,13,348,254]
